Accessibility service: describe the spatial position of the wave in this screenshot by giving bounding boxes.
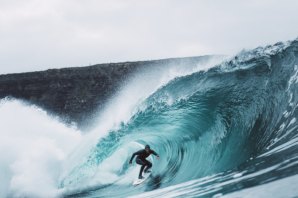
[1,39,297,197]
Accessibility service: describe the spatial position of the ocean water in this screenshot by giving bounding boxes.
[0,39,297,198]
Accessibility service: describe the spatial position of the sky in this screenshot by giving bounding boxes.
[0,0,297,74]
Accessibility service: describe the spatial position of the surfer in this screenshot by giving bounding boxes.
[129,145,160,179]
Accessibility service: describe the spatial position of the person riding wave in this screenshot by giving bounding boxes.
[129,145,160,179]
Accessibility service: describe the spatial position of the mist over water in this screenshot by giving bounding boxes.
[0,100,81,197]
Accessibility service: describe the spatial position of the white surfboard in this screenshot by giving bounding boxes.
[132,172,151,186]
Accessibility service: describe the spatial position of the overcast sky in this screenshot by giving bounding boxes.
[0,0,297,74]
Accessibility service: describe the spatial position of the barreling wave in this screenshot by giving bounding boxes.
[60,39,298,197]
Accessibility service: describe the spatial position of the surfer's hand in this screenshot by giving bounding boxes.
[129,161,132,165]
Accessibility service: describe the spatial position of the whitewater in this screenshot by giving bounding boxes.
[0,39,297,198]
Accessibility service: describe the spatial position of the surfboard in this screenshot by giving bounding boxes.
[132,172,151,186]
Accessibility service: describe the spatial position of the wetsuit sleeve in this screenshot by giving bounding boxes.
[151,150,159,157]
[129,150,143,163]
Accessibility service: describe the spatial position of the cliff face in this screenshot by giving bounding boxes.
[0,56,214,130]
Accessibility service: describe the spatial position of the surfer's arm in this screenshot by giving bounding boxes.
[129,150,142,163]
[151,150,159,158]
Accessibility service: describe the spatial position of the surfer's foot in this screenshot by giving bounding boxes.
[138,176,144,179]
[144,170,151,173]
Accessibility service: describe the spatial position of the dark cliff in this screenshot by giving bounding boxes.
[0,56,214,130]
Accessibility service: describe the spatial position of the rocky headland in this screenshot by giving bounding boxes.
[0,56,214,130]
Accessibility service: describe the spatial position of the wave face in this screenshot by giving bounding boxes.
[1,39,297,198]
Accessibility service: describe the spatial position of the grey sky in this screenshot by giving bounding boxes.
[0,0,297,74]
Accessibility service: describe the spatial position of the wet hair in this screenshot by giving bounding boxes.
[145,145,150,149]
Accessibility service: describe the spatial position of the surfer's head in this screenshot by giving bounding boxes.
[145,145,150,152]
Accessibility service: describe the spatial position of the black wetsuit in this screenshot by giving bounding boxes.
[130,149,159,178]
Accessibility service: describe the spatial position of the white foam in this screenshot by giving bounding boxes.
[0,99,82,197]
[93,56,224,137]
[221,174,298,198]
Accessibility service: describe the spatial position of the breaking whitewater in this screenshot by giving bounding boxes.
[1,39,298,198]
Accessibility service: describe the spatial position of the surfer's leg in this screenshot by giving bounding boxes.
[136,158,146,179]
[139,165,146,179]
[144,160,152,173]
